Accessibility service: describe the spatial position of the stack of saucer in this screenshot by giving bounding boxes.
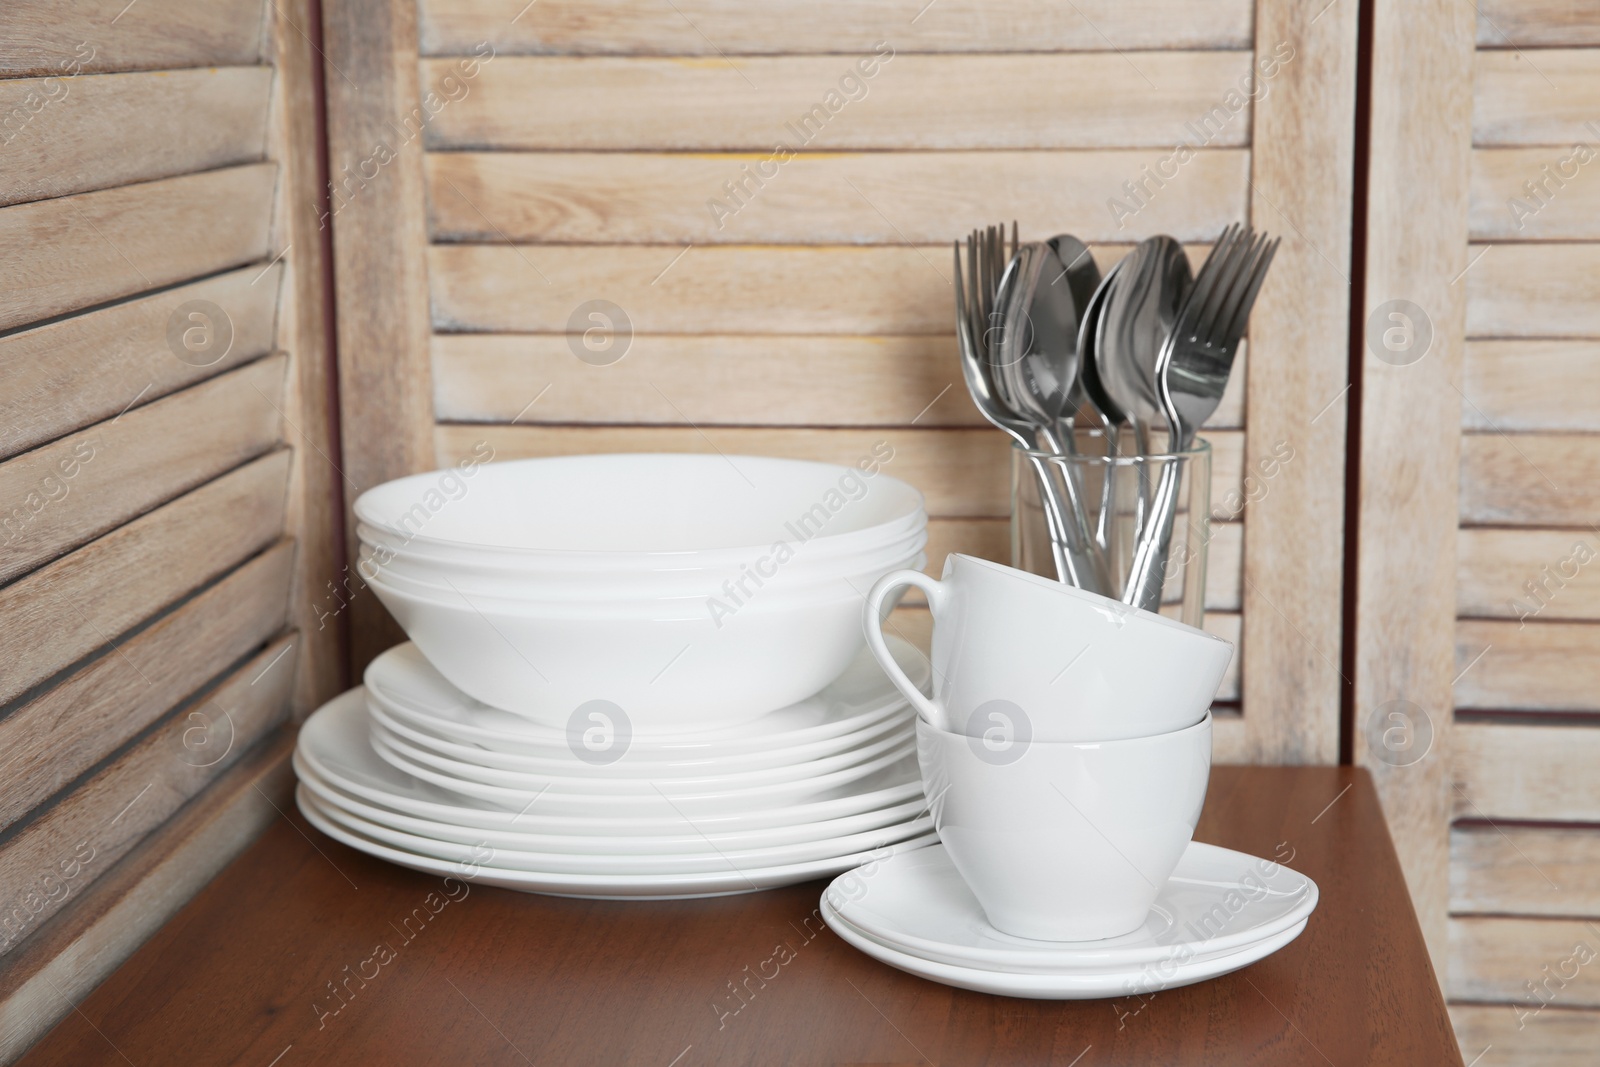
[293,637,938,899]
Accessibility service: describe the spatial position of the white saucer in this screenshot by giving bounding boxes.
[297,784,940,900]
[297,690,924,835]
[821,843,1316,998]
[365,638,930,762]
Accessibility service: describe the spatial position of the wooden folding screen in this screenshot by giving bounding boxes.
[326,0,1357,768]
[1360,1,1600,1060]
[0,1,341,1057]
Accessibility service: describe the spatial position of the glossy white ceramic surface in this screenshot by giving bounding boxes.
[915,713,1212,941]
[865,553,1233,741]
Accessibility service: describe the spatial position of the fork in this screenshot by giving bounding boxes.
[1123,226,1280,610]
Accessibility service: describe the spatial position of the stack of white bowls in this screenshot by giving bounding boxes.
[293,453,941,898]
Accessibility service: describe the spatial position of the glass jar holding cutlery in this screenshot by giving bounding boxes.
[1011,432,1211,628]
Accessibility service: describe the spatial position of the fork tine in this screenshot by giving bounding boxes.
[1219,236,1280,345]
[1205,232,1269,345]
[1176,224,1242,340]
[1187,225,1250,342]
[1196,229,1262,343]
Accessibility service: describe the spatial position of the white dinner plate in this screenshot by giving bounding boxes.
[297,784,941,900]
[297,755,933,856]
[365,708,914,795]
[822,892,1309,999]
[363,638,929,761]
[826,842,1318,976]
[303,783,935,875]
[369,727,917,815]
[296,690,925,835]
[364,692,914,780]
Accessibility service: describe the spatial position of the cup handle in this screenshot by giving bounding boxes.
[864,569,950,732]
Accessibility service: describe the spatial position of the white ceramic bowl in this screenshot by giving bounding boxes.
[916,712,1212,941]
[364,559,919,730]
[354,453,925,567]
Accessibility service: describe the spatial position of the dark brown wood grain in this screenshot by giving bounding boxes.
[13,766,1461,1066]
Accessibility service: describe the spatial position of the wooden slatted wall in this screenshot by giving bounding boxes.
[1361,1,1600,1061]
[0,1,342,1058]
[326,0,1356,765]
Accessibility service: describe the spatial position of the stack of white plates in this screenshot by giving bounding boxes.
[294,636,939,899]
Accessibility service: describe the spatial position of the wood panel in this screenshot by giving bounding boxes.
[1356,0,1477,973]
[1475,51,1600,146]
[1463,341,1600,433]
[0,636,295,962]
[426,150,1249,245]
[0,67,272,207]
[0,542,293,834]
[419,0,1255,54]
[0,731,293,1064]
[430,333,1247,430]
[1455,619,1600,712]
[323,0,437,671]
[0,451,290,709]
[264,0,349,717]
[1451,1004,1600,1067]
[0,265,282,462]
[1454,722,1600,822]
[1237,0,1356,765]
[421,53,1255,151]
[0,163,276,333]
[1448,917,1600,1007]
[1475,1,1600,48]
[1467,244,1600,338]
[0,0,266,76]
[429,243,1169,335]
[434,424,1246,521]
[0,354,286,585]
[1458,528,1600,621]
[1452,825,1600,916]
[1460,433,1600,528]
[1471,149,1600,240]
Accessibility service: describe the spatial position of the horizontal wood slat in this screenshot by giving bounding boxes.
[1471,149,1600,240]
[421,53,1256,151]
[1458,528,1600,621]
[1456,619,1600,713]
[1455,722,1600,821]
[1460,433,1600,527]
[418,0,1254,55]
[0,67,273,207]
[1463,340,1600,432]
[1452,825,1600,916]
[0,542,293,834]
[0,450,291,708]
[0,163,277,333]
[425,150,1249,245]
[0,730,293,1064]
[0,635,295,961]
[1467,244,1600,338]
[434,424,1246,521]
[1475,51,1600,147]
[429,333,1247,430]
[1451,1003,1600,1067]
[0,0,266,76]
[1448,917,1600,1007]
[0,354,287,584]
[1475,1,1600,47]
[0,264,282,462]
[428,243,1199,335]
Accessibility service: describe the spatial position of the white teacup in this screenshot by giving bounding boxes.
[864,553,1233,741]
[916,712,1212,941]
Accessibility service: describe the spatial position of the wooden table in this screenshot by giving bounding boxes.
[18,766,1461,1066]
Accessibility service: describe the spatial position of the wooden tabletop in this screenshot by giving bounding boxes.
[18,765,1461,1066]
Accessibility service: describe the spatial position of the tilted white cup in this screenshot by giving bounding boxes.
[863,554,1233,741]
[916,712,1212,941]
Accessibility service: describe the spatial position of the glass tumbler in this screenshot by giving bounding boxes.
[1010,433,1211,628]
